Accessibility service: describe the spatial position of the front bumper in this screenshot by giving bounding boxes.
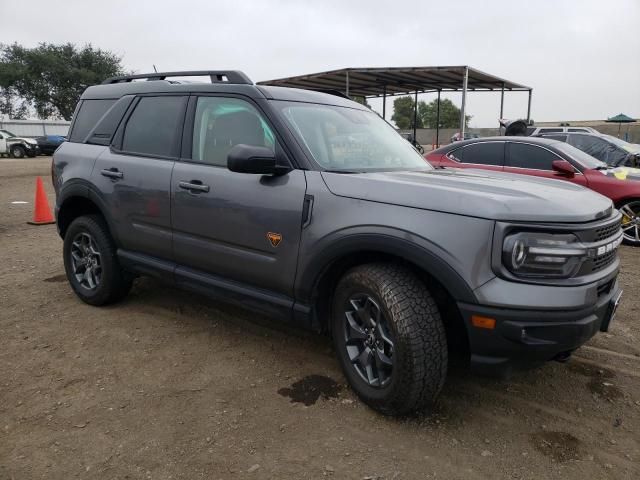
[458,276,621,376]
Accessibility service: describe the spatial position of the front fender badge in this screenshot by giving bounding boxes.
[267,232,282,247]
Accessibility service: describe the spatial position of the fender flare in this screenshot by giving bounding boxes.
[295,230,478,305]
[57,180,119,243]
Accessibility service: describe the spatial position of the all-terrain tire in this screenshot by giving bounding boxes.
[63,215,132,306]
[332,263,448,415]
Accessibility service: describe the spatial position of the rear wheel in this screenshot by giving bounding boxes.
[332,263,448,415]
[619,200,640,246]
[10,145,25,158]
[63,215,132,305]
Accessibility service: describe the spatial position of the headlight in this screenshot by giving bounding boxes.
[502,232,587,278]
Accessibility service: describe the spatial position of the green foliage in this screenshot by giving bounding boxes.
[419,98,471,128]
[391,96,423,129]
[351,95,371,108]
[0,87,28,119]
[0,43,125,120]
[391,96,472,129]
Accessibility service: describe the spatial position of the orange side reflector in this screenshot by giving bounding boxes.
[471,315,496,330]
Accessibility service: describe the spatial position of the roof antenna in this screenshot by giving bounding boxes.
[153,65,158,73]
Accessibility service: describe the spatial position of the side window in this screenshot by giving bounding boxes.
[122,96,186,157]
[545,134,567,142]
[568,128,588,132]
[68,99,116,143]
[455,142,504,165]
[539,128,563,134]
[192,97,275,166]
[507,143,561,170]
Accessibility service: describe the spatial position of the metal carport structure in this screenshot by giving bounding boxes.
[258,66,532,146]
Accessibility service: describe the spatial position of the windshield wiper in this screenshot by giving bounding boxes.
[323,169,361,174]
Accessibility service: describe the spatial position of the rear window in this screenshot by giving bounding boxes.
[68,99,116,143]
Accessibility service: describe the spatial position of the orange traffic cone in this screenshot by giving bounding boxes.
[27,176,55,225]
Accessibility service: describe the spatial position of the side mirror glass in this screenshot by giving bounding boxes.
[227,144,289,175]
[552,159,575,176]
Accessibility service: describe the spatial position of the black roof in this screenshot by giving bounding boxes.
[258,66,531,97]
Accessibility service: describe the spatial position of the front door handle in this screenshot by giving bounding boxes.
[101,168,124,179]
[178,180,210,193]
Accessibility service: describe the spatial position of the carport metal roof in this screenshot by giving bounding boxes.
[259,66,533,145]
[258,66,530,97]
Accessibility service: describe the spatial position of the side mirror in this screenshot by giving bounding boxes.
[552,159,575,176]
[227,144,290,175]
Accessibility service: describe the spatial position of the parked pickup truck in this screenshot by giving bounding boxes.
[0,129,39,158]
[52,70,623,415]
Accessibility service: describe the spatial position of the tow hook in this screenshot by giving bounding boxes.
[553,350,573,363]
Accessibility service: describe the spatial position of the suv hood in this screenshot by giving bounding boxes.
[321,169,613,223]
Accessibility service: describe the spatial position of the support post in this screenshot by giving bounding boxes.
[436,90,441,148]
[345,70,350,98]
[499,83,505,126]
[382,85,387,120]
[413,89,418,145]
[460,67,469,137]
[526,89,532,122]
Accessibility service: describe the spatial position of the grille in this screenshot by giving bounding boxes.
[595,220,622,242]
[593,250,617,272]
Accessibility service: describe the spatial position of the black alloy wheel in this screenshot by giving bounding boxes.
[343,293,395,388]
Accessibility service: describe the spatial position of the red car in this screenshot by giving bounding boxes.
[426,137,640,245]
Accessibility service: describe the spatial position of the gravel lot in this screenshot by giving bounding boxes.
[1,157,639,480]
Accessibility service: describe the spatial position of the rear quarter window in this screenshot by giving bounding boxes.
[68,99,116,143]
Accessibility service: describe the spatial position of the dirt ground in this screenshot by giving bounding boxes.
[1,157,639,480]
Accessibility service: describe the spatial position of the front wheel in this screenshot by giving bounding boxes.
[619,200,640,246]
[332,263,448,415]
[10,145,25,158]
[63,215,132,305]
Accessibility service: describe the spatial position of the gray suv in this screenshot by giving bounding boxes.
[53,71,623,415]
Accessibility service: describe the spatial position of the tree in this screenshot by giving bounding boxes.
[0,87,28,119]
[351,95,371,108]
[391,96,423,129]
[418,98,471,129]
[0,43,125,120]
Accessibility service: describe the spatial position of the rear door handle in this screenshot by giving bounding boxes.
[101,168,124,179]
[178,180,210,193]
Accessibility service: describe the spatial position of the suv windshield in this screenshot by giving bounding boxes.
[602,134,639,152]
[275,101,432,172]
[0,130,16,138]
[554,141,607,169]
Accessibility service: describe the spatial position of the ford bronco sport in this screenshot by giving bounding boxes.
[53,71,623,415]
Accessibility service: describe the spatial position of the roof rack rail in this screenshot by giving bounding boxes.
[101,70,253,85]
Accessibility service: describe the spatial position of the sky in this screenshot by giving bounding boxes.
[1,0,639,127]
